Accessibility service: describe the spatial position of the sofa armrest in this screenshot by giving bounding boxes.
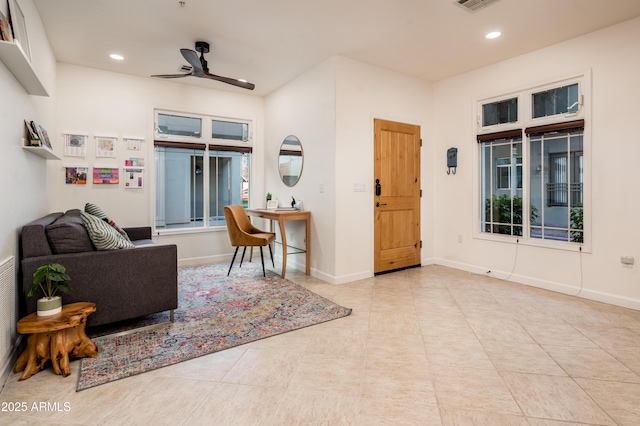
[123,227,152,241]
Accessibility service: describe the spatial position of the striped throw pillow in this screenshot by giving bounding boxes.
[85,202,131,241]
[80,211,135,250]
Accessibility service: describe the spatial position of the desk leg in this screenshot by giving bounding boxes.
[305,217,310,275]
[279,219,287,279]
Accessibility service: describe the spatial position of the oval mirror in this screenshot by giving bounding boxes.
[278,135,303,187]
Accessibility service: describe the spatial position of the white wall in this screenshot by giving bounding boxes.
[54,64,265,265]
[334,57,433,283]
[432,16,640,308]
[0,0,56,380]
[265,56,433,284]
[264,57,338,278]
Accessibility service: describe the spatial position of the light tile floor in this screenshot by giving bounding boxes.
[2,265,640,425]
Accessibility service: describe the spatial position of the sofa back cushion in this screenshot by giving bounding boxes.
[21,213,64,258]
[46,209,96,254]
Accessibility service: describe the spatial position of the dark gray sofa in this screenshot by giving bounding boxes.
[20,210,178,327]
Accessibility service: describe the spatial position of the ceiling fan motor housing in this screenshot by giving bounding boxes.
[195,41,210,54]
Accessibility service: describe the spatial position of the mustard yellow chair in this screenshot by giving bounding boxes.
[223,205,276,277]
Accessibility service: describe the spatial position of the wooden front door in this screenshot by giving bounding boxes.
[373,119,421,274]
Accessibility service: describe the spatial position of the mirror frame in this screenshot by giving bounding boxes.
[278,135,304,187]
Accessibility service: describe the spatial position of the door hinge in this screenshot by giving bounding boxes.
[420,139,423,147]
[420,189,422,197]
[420,240,422,248]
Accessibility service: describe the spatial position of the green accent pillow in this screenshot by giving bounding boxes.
[80,211,135,250]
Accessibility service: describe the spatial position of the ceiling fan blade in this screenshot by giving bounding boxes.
[203,71,255,90]
[180,48,204,76]
[150,73,192,79]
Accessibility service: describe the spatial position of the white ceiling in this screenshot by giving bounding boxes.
[33,0,640,96]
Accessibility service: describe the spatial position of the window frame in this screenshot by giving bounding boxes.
[153,109,254,235]
[474,71,591,251]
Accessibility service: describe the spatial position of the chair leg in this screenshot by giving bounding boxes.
[227,246,239,276]
[260,246,266,277]
[239,247,247,268]
[268,243,274,268]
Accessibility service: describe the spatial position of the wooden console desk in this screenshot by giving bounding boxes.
[246,209,310,279]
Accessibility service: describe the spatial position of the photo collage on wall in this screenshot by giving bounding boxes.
[62,133,144,188]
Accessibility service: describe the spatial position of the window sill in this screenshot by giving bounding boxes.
[154,226,227,237]
[474,233,590,253]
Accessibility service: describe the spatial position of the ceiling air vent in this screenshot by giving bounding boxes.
[456,0,501,12]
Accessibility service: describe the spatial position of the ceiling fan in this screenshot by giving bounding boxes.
[151,41,255,90]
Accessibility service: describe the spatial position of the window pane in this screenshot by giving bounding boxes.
[529,129,583,242]
[482,98,518,127]
[155,146,204,229]
[532,83,579,118]
[212,120,249,141]
[480,137,523,236]
[209,150,250,226]
[157,114,202,138]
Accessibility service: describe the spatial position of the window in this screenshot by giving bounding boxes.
[481,136,524,236]
[477,76,587,246]
[529,127,583,243]
[154,111,252,231]
[532,83,579,118]
[482,97,518,127]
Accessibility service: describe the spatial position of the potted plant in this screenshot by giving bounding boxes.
[27,263,73,316]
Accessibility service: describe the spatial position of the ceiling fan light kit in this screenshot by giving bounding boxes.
[151,41,255,90]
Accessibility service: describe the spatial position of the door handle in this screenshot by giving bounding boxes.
[376,202,388,207]
[375,179,381,196]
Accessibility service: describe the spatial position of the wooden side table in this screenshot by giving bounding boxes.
[15,302,98,381]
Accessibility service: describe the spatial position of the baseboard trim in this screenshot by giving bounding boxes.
[433,257,640,311]
[0,335,24,391]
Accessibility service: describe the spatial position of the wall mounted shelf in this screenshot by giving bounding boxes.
[22,140,61,160]
[0,40,48,96]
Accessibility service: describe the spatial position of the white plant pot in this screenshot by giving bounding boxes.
[37,296,62,316]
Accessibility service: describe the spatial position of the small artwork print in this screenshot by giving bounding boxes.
[95,137,117,158]
[65,167,88,185]
[93,167,119,184]
[125,138,143,151]
[124,167,143,188]
[64,134,87,157]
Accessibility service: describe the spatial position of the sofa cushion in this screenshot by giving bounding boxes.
[85,202,130,241]
[80,211,135,250]
[46,209,95,254]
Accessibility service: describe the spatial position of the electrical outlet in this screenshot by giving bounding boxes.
[621,256,635,266]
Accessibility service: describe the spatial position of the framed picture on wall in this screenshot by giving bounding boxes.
[9,0,31,61]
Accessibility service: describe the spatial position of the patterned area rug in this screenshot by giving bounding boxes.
[77,263,351,391]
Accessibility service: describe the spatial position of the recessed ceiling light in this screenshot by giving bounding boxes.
[109,54,124,61]
[485,31,501,39]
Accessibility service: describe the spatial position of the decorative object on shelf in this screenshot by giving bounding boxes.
[64,133,87,157]
[0,9,14,42]
[95,136,117,158]
[8,0,30,60]
[27,262,73,317]
[35,123,52,149]
[92,167,119,184]
[23,119,39,145]
[266,199,278,209]
[65,166,88,184]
